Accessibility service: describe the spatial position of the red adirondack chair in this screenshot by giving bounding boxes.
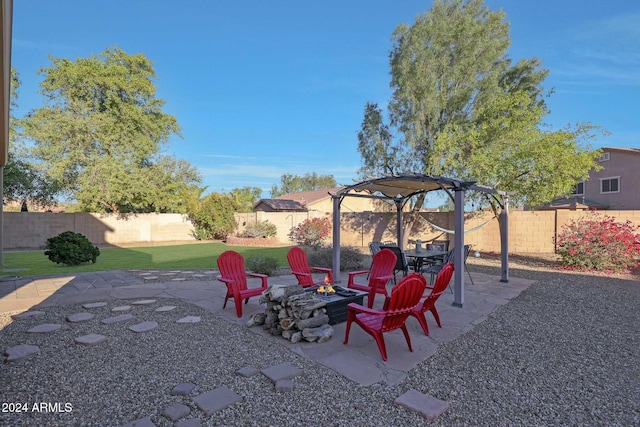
[347,248,396,308]
[409,262,454,335]
[287,246,334,288]
[216,250,269,318]
[343,273,426,361]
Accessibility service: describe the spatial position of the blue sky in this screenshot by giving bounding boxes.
[11,0,640,200]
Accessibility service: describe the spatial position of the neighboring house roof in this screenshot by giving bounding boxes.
[539,196,609,210]
[254,187,344,212]
[253,199,307,212]
[601,146,640,154]
[274,187,343,206]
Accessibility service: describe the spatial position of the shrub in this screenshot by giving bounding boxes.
[240,220,277,238]
[245,254,280,276]
[306,246,366,271]
[44,231,100,266]
[555,210,640,273]
[288,217,331,248]
[186,193,238,240]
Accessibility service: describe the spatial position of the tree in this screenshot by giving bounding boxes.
[186,192,238,240]
[22,47,199,213]
[270,173,337,197]
[4,67,60,207]
[73,154,202,213]
[358,0,603,217]
[229,186,262,212]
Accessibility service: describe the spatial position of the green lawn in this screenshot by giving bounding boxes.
[0,242,292,278]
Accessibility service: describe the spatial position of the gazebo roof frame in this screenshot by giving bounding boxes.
[329,173,510,308]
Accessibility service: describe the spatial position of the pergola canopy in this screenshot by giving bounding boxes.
[329,174,509,308]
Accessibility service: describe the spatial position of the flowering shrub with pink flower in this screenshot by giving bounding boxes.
[288,217,332,248]
[555,210,640,273]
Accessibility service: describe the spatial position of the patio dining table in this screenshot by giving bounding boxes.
[404,249,448,272]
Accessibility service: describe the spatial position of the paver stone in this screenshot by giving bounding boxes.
[129,321,158,333]
[163,403,190,421]
[101,314,134,324]
[132,299,157,305]
[67,312,96,322]
[171,382,196,396]
[5,344,40,362]
[261,362,303,384]
[394,389,449,421]
[192,386,242,415]
[176,316,201,323]
[83,302,108,309]
[75,334,107,346]
[27,323,62,333]
[11,310,45,320]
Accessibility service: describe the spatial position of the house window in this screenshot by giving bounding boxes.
[598,152,610,162]
[600,177,620,194]
[572,181,585,195]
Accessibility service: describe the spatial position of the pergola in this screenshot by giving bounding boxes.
[329,174,509,307]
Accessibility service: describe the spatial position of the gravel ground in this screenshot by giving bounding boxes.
[1,257,639,426]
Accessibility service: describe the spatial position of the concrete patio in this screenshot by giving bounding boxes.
[0,268,534,387]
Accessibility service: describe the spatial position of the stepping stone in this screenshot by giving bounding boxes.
[162,403,190,421]
[236,366,259,377]
[261,363,303,384]
[27,323,62,333]
[394,389,449,421]
[67,312,96,323]
[119,417,156,427]
[192,274,206,278]
[171,278,186,281]
[83,302,108,309]
[11,310,45,320]
[142,276,159,281]
[155,306,176,312]
[129,321,158,333]
[176,420,201,427]
[112,305,132,312]
[193,386,242,415]
[138,272,152,276]
[161,272,177,276]
[101,314,134,324]
[176,316,201,323]
[75,334,107,346]
[182,271,194,274]
[132,299,156,305]
[5,344,40,362]
[275,379,294,392]
[171,382,196,396]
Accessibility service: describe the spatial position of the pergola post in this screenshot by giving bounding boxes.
[395,199,404,250]
[453,187,465,307]
[500,195,509,283]
[331,195,341,284]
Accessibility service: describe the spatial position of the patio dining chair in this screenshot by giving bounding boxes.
[421,245,474,289]
[380,244,410,283]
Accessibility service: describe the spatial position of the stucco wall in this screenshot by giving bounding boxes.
[4,209,640,254]
[4,212,195,250]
